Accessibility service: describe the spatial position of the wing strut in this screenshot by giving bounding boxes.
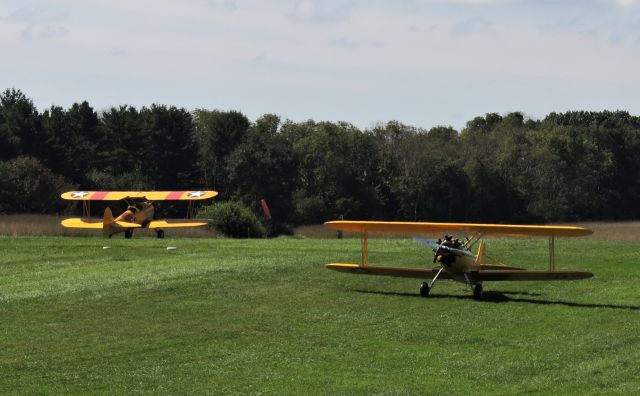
[82,201,91,219]
[549,235,556,271]
[430,267,445,288]
[361,227,369,267]
[464,232,483,249]
[187,200,194,219]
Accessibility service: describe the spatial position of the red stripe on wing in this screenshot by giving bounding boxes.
[166,191,185,200]
[91,191,109,200]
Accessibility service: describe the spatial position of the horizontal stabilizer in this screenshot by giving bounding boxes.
[114,221,141,228]
[147,220,208,228]
[479,264,527,271]
[61,218,103,229]
[326,263,452,279]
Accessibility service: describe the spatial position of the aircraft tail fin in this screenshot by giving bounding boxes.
[103,207,115,237]
[103,207,114,225]
[475,240,486,265]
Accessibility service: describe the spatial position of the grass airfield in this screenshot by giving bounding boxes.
[1,236,639,394]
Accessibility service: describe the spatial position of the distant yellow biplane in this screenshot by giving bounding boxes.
[324,221,593,300]
[60,190,217,238]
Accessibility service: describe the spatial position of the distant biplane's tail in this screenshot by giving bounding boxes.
[103,207,115,237]
[103,207,114,224]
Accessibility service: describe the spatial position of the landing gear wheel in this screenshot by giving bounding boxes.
[419,282,430,297]
[473,284,483,300]
[156,229,165,239]
[124,229,133,239]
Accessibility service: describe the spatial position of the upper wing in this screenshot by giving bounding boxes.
[61,191,218,201]
[147,220,209,228]
[324,221,592,238]
[326,263,452,279]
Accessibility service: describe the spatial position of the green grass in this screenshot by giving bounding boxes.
[0,236,639,395]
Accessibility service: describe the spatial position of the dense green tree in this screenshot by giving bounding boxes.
[84,168,153,191]
[524,125,616,221]
[64,101,100,183]
[607,126,640,218]
[369,121,417,219]
[139,104,199,189]
[40,102,99,184]
[95,105,143,173]
[460,113,536,222]
[194,109,250,190]
[487,112,534,221]
[5,87,640,227]
[0,157,72,213]
[460,113,509,221]
[393,126,469,221]
[39,106,69,174]
[543,111,640,219]
[225,114,297,227]
[0,88,40,160]
[282,120,384,223]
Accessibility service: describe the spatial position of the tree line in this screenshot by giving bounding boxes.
[2,87,640,233]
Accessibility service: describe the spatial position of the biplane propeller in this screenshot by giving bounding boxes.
[324,221,594,300]
[60,190,217,238]
[415,237,476,261]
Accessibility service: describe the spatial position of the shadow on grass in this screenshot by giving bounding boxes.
[353,289,640,311]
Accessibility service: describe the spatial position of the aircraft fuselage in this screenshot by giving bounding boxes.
[436,252,478,283]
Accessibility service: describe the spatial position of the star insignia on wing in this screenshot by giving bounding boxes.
[71,191,89,198]
[188,191,205,198]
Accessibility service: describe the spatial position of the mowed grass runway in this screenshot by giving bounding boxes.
[1,236,639,394]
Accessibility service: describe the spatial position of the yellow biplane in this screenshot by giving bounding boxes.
[324,221,593,300]
[60,190,217,238]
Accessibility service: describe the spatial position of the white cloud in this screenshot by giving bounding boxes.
[287,0,355,23]
[7,5,66,23]
[207,0,238,11]
[615,0,640,6]
[21,23,68,39]
[450,17,493,36]
[432,0,508,3]
[4,5,69,39]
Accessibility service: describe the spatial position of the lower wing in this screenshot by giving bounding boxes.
[61,219,141,229]
[473,270,593,281]
[326,263,452,279]
[147,220,209,228]
[326,263,591,281]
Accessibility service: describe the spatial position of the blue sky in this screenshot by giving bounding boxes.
[1,0,640,130]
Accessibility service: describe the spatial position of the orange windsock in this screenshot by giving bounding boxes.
[260,199,272,220]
